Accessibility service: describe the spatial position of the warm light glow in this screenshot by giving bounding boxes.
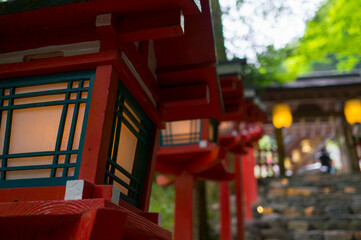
[344,99,361,124]
[281,178,289,185]
[208,122,215,142]
[284,157,292,170]
[272,103,292,128]
[291,149,301,163]
[114,123,138,195]
[301,139,312,154]
[254,165,260,178]
[218,121,234,134]
[257,206,264,214]
[0,81,88,180]
[161,119,201,145]
[170,120,193,135]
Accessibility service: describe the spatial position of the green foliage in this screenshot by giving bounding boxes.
[285,0,361,78]
[237,0,361,85]
[149,181,175,232]
[205,181,221,239]
[241,45,296,86]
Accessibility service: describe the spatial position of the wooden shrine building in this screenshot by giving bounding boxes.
[258,71,361,174]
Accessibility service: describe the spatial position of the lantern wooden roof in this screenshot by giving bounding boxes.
[0,0,201,37]
[217,59,247,121]
[0,0,223,122]
[216,61,266,153]
[156,60,252,183]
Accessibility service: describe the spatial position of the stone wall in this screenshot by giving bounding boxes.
[246,174,361,240]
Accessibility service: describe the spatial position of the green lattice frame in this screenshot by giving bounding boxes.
[0,69,94,188]
[104,81,153,208]
[159,118,218,147]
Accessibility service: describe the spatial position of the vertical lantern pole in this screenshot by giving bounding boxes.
[344,99,361,172]
[234,154,245,240]
[220,154,232,240]
[242,151,252,220]
[174,172,195,240]
[275,127,286,176]
[341,116,360,172]
[220,182,231,240]
[248,147,258,204]
[273,103,292,176]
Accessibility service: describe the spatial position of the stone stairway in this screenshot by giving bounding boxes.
[246,174,361,240]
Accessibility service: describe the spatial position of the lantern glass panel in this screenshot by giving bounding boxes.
[160,120,201,146]
[114,123,138,195]
[105,82,153,208]
[219,121,235,135]
[208,119,218,143]
[0,70,94,187]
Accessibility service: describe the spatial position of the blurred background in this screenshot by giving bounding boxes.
[150,0,361,238]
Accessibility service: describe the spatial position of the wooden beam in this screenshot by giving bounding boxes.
[96,13,119,51]
[0,186,65,202]
[119,9,184,42]
[186,146,224,174]
[141,128,161,211]
[160,83,209,107]
[0,50,117,79]
[80,65,118,184]
[155,160,183,175]
[156,175,176,186]
[195,160,234,181]
[96,13,118,38]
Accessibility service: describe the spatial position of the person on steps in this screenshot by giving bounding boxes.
[318,147,333,173]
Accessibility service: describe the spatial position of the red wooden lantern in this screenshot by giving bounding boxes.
[156,117,234,240]
[0,0,222,238]
[217,61,266,240]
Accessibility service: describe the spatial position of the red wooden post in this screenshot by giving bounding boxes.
[80,65,118,184]
[248,147,258,204]
[242,152,252,220]
[234,154,245,240]
[174,172,194,240]
[220,181,231,240]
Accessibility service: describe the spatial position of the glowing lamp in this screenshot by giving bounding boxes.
[291,149,301,163]
[272,103,292,128]
[301,139,312,154]
[0,71,94,188]
[0,70,153,208]
[344,99,361,124]
[160,119,217,147]
[257,206,264,214]
[284,157,292,170]
[218,121,237,136]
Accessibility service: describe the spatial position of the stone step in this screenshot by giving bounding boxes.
[294,230,360,240]
[245,174,361,240]
[246,214,361,230]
